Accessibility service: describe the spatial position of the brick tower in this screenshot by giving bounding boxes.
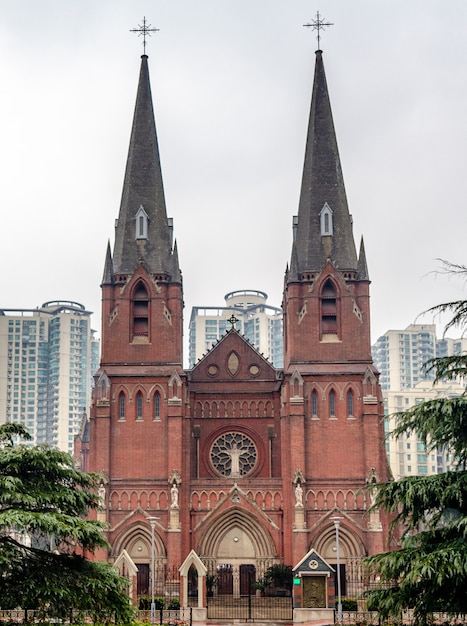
[83,48,390,602]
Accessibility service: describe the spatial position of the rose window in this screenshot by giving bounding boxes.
[210,432,257,477]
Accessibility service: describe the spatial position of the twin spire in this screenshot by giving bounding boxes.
[289,50,368,282]
[108,55,180,284]
[105,43,367,288]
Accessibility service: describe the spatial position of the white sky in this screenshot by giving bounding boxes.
[1,1,467,365]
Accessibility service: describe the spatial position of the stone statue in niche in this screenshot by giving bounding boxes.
[295,481,303,507]
[170,482,179,509]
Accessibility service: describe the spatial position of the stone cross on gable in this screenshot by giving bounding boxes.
[228,314,239,330]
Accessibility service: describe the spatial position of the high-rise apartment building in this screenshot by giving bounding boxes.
[372,324,467,392]
[372,324,437,391]
[383,380,464,480]
[373,324,466,479]
[0,301,99,453]
[189,290,283,368]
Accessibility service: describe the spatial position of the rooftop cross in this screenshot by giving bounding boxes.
[303,11,333,50]
[227,314,239,331]
[130,16,159,55]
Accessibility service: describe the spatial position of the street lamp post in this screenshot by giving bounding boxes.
[148,517,158,625]
[332,517,343,624]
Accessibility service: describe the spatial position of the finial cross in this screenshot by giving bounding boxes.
[303,11,333,50]
[228,314,239,331]
[130,16,159,55]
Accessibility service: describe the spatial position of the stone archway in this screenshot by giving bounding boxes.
[197,508,277,597]
[312,517,367,600]
[111,521,167,598]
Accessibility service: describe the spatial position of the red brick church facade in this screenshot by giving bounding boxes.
[78,48,391,597]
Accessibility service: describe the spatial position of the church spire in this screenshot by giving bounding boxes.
[112,55,179,280]
[290,50,357,280]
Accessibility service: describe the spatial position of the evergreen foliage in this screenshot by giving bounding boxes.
[0,424,134,623]
[366,263,467,624]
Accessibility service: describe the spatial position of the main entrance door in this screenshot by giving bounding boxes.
[240,564,256,596]
[137,563,149,596]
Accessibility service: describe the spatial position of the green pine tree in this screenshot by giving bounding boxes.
[0,423,134,623]
[366,262,467,625]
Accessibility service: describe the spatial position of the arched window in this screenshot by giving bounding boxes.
[132,282,149,337]
[311,390,318,417]
[154,391,161,420]
[329,390,336,418]
[347,389,354,416]
[118,392,126,420]
[136,391,143,420]
[320,278,338,336]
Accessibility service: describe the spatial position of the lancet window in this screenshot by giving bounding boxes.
[132,282,149,337]
[118,392,126,420]
[136,391,143,420]
[320,278,338,336]
[329,389,336,418]
[311,390,318,417]
[154,391,161,420]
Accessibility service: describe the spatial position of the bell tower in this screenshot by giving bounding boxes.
[88,54,186,568]
[282,50,388,564]
[101,54,183,368]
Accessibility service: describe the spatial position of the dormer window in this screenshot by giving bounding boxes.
[319,203,333,236]
[135,205,149,240]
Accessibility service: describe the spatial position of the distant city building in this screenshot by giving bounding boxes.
[384,380,464,480]
[0,301,99,453]
[436,336,467,360]
[373,324,466,479]
[189,290,283,368]
[372,324,437,391]
[372,324,467,392]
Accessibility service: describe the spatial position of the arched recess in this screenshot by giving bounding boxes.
[131,280,150,339]
[320,277,340,338]
[197,508,277,564]
[112,521,167,563]
[313,518,366,561]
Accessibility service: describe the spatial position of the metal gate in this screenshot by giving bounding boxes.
[207,594,293,621]
[207,567,293,621]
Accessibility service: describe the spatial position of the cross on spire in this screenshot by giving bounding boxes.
[130,16,159,55]
[303,11,333,50]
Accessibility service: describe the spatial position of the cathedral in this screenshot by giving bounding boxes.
[79,44,391,602]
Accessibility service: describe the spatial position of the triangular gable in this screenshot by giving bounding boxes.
[293,548,335,575]
[114,549,138,576]
[191,329,277,381]
[179,549,207,577]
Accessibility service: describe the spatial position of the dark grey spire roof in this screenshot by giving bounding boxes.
[357,236,370,281]
[291,50,357,279]
[112,55,179,280]
[102,241,114,286]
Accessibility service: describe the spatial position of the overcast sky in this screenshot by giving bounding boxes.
[1,1,466,364]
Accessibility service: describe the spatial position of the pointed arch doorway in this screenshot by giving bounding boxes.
[198,509,277,597]
[198,510,293,621]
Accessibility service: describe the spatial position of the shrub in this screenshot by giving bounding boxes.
[341,597,358,611]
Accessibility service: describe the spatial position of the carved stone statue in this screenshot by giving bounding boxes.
[295,481,303,507]
[170,482,179,509]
